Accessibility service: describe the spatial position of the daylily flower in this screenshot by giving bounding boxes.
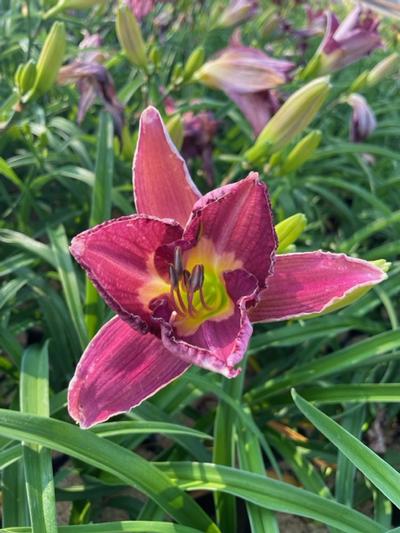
[348,93,377,143]
[58,33,124,135]
[315,6,381,74]
[195,38,295,135]
[68,106,387,428]
[125,0,155,19]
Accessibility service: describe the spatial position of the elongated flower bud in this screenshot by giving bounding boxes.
[33,22,66,97]
[116,5,147,70]
[15,60,37,99]
[217,0,258,28]
[367,53,399,87]
[246,77,330,161]
[44,0,103,19]
[167,114,184,150]
[281,130,322,173]
[183,46,205,81]
[275,213,307,253]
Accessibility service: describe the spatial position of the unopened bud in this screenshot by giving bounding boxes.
[367,53,399,87]
[116,5,147,69]
[183,46,205,81]
[246,77,330,162]
[217,0,258,28]
[44,0,103,19]
[281,130,322,173]
[349,70,369,92]
[167,114,184,150]
[33,22,66,97]
[275,213,307,253]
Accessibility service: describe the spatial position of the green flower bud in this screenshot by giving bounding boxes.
[367,53,399,87]
[349,70,369,92]
[275,213,307,253]
[20,60,37,97]
[183,46,205,81]
[281,130,322,174]
[246,77,330,162]
[166,114,184,150]
[44,0,103,19]
[33,22,66,97]
[116,5,147,70]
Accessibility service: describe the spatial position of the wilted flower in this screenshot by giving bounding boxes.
[67,106,387,428]
[217,0,259,28]
[58,33,124,135]
[316,7,381,74]
[348,93,377,142]
[196,39,295,134]
[182,111,219,186]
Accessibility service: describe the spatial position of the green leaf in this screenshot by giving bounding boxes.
[20,343,57,533]
[0,409,219,533]
[291,390,400,509]
[3,522,204,533]
[85,112,114,338]
[157,462,385,533]
[47,224,88,349]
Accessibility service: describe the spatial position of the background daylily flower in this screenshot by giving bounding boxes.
[315,7,381,74]
[68,106,387,429]
[347,93,377,142]
[195,37,295,135]
[58,32,124,135]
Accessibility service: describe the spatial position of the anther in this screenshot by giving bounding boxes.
[174,246,184,278]
[168,264,179,289]
[183,270,191,290]
[189,264,203,292]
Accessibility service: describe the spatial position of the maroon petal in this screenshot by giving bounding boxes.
[70,215,182,332]
[184,172,277,287]
[227,89,280,135]
[160,269,258,378]
[133,106,201,226]
[248,251,387,323]
[68,316,190,428]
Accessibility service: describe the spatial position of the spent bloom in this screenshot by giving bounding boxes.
[315,6,381,74]
[196,38,294,135]
[347,93,377,142]
[68,106,387,428]
[58,33,124,135]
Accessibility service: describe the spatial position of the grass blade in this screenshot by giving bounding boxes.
[20,343,57,533]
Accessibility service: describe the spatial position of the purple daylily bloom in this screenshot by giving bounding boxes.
[316,6,381,74]
[68,106,387,428]
[347,93,377,142]
[196,39,295,135]
[58,33,124,135]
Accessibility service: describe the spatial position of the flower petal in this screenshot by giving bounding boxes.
[70,215,182,332]
[227,89,280,136]
[184,172,277,287]
[160,269,258,378]
[133,106,202,227]
[68,316,190,428]
[248,251,387,323]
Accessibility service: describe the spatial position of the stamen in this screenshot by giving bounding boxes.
[189,264,203,292]
[168,264,179,289]
[174,246,184,278]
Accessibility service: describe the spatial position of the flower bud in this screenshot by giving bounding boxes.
[44,0,103,19]
[217,0,258,28]
[166,114,184,150]
[367,53,399,87]
[349,70,369,92]
[116,5,147,70]
[281,130,322,173]
[246,77,330,161]
[183,46,205,81]
[275,213,307,253]
[33,22,66,97]
[15,60,37,100]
